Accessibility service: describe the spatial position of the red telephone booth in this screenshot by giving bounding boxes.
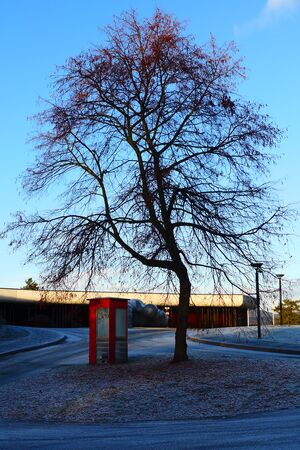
[89,298,128,364]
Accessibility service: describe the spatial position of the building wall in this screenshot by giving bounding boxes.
[0,300,88,327]
[0,288,252,328]
[0,288,255,308]
[168,306,247,328]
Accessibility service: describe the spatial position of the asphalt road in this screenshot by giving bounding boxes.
[1,328,300,448]
[1,408,300,449]
[0,328,89,385]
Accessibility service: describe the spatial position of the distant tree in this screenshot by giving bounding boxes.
[274,300,300,325]
[22,278,39,290]
[2,10,286,361]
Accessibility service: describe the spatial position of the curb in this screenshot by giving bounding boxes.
[187,336,300,356]
[0,335,67,358]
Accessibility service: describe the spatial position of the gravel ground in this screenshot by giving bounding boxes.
[1,355,300,423]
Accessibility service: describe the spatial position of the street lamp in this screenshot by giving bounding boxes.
[276,274,284,326]
[251,262,263,339]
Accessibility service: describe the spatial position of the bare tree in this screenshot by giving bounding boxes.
[3,10,286,361]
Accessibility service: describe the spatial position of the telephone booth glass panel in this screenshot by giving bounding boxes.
[96,307,109,362]
[115,308,127,362]
[115,308,126,338]
[96,308,109,336]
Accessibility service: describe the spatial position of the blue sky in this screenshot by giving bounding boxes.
[0,0,299,293]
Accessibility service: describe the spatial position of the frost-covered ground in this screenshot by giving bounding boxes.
[1,354,299,423]
[189,326,300,346]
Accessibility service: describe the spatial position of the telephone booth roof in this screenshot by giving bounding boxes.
[89,297,128,307]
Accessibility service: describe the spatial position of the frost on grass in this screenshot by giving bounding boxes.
[1,356,299,423]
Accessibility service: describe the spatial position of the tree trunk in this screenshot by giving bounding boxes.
[173,269,191,362]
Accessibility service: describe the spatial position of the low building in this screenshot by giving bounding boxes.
[0,287,255,328]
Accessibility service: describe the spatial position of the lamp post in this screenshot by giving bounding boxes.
[251,262,263,339]
[276,274,284,326]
